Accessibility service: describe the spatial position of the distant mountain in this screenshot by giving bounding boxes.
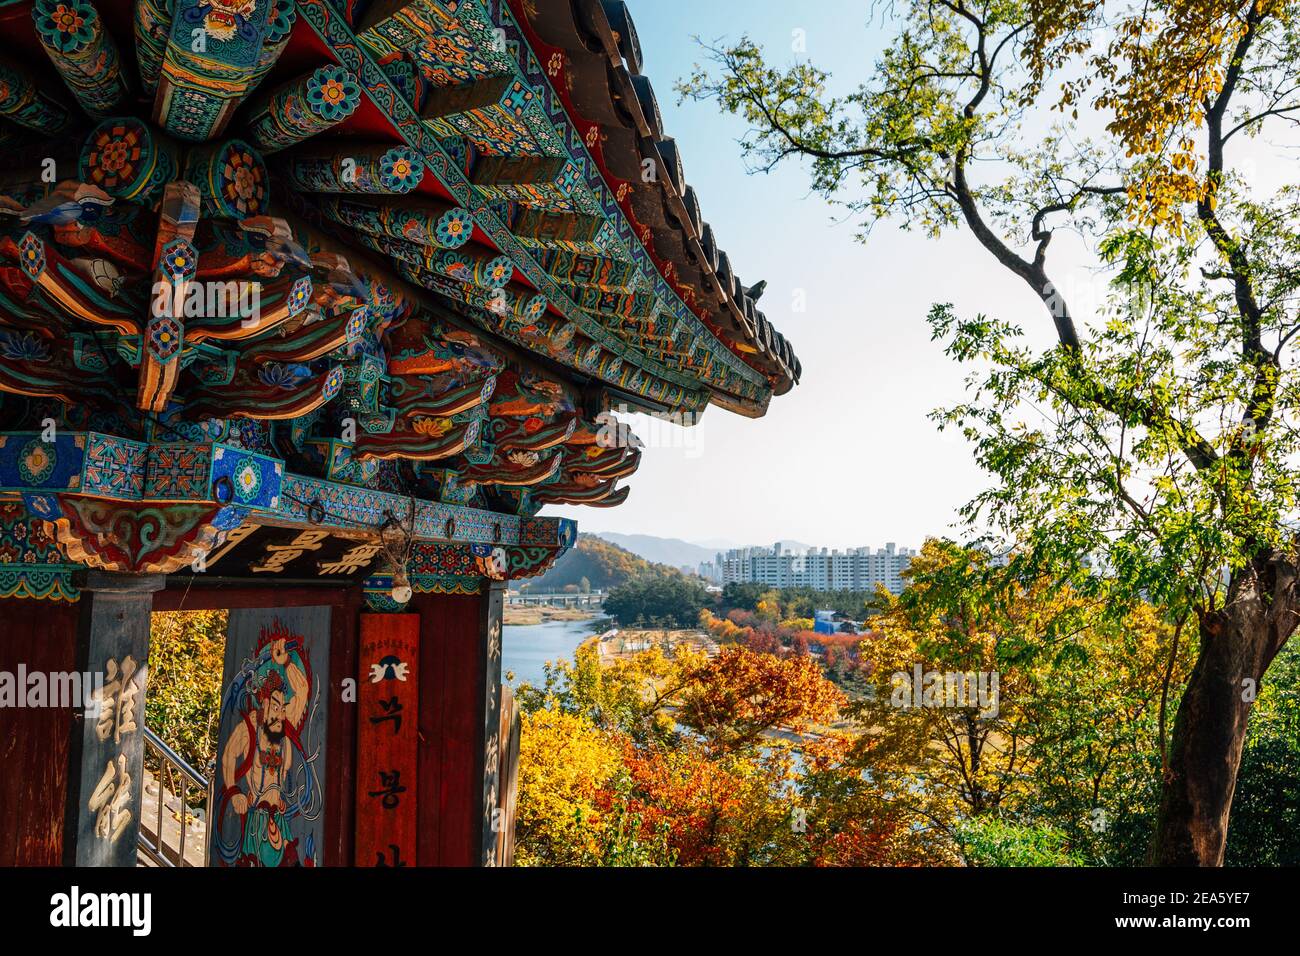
[597,533,719,569]
[775,540,817,554]
[693,537,741,550]
[592,533,824,568]
[521,534,671,592]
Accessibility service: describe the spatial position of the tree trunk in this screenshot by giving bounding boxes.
[1151,548,1299,865]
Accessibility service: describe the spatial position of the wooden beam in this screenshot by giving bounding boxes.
[246,65,363,154]
[283,142,426,195]
[356,0,421,34]
[153,0,272,141]
[0,55,72,134]
[421,75,516,121]
[137,181,200,413]
[477,582,505,865]
[470,155,569,188]
[314,194,474,249]
[509,206,604,244]
[30,0,130,116]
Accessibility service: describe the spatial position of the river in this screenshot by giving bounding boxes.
[502,617,606,688]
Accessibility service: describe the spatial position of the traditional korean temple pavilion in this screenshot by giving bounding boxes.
[0,0,798,866]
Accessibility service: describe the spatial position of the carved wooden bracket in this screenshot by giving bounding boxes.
[26,493,246,574]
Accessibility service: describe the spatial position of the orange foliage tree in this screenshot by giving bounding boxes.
[514,640,918,865]
[678,646,844,752]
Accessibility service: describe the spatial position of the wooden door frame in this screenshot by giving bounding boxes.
[152,582,363,867]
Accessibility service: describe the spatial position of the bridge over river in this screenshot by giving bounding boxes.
[508,590,606,608]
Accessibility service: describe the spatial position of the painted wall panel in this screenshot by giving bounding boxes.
[210,606,331,867]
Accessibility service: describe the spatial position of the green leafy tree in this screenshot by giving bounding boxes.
[1225,640,1300,865]
[722,582,767,611]
[604,572,711,628]
[854,541,1190,864]
[682,0,1300,865]
[958,818,1083,867]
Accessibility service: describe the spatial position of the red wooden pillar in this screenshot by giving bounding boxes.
[0,597,80,865]
[412,580,504,866]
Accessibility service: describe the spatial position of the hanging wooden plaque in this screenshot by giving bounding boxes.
[355,613,420,867]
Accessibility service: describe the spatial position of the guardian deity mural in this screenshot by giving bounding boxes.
[212,608,330,867]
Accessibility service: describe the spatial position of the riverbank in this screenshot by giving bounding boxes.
[504,603,599,626]
[595,627,718,661]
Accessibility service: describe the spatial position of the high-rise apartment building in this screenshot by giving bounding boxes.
[701,542,917,594]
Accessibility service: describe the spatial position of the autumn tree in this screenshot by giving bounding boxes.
[721,582,877,620]
[857,543,1040,834]
[526,533,660,592]
[857,540,1191,863]
[146,610,227,772]
[515,639,685,745]
[515,642,913,865]
[682,0,1300,864]
[514,706,623,866]
[678,645,845,751]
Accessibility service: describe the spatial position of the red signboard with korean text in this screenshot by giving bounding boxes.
[355,614,420,867]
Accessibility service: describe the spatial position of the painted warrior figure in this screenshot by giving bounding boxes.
[216,633,313,866]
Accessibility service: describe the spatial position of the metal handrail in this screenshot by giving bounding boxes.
[144,727,208,788]
[138,726,213,867]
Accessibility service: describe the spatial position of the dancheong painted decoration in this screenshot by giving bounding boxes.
[0,0,797,867]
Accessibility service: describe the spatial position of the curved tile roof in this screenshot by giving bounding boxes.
[511,0,800,399]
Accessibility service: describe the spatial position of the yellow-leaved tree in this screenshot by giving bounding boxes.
[853,540,1191,863]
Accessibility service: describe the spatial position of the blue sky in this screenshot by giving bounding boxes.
[542,1,1068,549]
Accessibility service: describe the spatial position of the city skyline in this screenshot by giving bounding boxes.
[699,541,917,594]
[600,531,920,551]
